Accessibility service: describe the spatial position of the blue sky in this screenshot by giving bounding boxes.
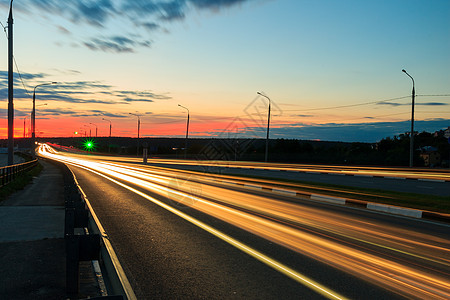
[0,0,449,142]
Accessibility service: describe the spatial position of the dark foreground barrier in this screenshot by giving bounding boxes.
[47,158,132,299]
[0,159,38,187]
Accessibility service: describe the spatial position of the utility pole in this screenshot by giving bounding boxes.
[90,123,98,137]
[32,83,54,158]
[178,104,190,159]
[102,118,112,137]
[129,113,141,156]
[402,69,415,167]
[7,0,14,165]
[257,92,271,163]
[23,117,27,138]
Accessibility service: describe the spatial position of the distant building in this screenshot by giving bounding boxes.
[419,146,441,167]
[444,126,450,139]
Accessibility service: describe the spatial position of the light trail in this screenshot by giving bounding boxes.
[39,144,450,299]
[39,144,346,300]
[126,157,450,181]
[47,143,450,181]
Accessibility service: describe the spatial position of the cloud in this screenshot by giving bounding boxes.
[158,0,187,21]
[57,26,71,35]
[294,114,314,118]
[189,0,249,10]
[264,119,450,143]
[84,35,152,53]
[51,69,82,75]
[114,90,171,102]
[141,22,161,31]
[6,0,254,53]
[0,70,171,105]
[35,108,131,118]
[0,70,47,82]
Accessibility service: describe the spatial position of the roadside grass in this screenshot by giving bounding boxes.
[0,162,43,202]
[216,171,450,214]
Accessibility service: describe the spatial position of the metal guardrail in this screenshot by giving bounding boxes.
[0,159,38,187]
[49,158,134,299]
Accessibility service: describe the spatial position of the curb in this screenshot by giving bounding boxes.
[222,180,450,224]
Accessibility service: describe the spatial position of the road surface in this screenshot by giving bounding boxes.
[39,145,450,299]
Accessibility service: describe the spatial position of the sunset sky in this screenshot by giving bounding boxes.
[0,0,449,142]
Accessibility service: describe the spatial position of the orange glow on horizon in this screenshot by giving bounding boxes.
[0,117,261,138]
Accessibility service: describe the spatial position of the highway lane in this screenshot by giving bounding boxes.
[44,145,450,182]
[45,147,449,196]
[130,158,450,182]
[144,161,450,197]
[39,145,450,299]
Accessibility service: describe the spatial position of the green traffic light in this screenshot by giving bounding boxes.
[82,138,96,151]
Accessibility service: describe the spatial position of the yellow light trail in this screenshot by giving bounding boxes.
[39,144,347,300]
[38,144,450,299]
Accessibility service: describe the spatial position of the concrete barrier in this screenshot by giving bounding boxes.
[367,203,423,218]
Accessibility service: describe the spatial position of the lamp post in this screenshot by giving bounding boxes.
[89,123,98,137]
[257,92,271,162]
[129,113,141,156]
[32,82,56,157]
[402,69,415,167]
[84,125,92,137]
[7,0,14,165]
[102,118,112,137]
[23,116,28,138]
[178,104,190,159]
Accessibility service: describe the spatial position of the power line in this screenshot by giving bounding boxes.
[1,20,31,97]
[283,96,411,112]
[283,94,450,112]
[14,56,31,96]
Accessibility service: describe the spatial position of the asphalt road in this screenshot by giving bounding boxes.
[50,153,450,196]
[144,160,450,197]
[39,146,450,299]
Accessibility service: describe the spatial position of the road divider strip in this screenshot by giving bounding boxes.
[418,178,446,183]
[310,194,347,205]
[366,203,423,219]
[220,178,450,224]
[273,188,297,196]
[244,184,262,189]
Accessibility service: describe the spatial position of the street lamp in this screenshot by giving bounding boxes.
[84,124,92,137]
[7,0,14,165]
[178,104,190,159]
[89,122,98,137]
[129,113,141,156]
[402,69,415,167]
[32,82,56,157]
[257,91,271,163]
[102,118,112,137]
[80,127,87,137]
[23,116,28,138]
